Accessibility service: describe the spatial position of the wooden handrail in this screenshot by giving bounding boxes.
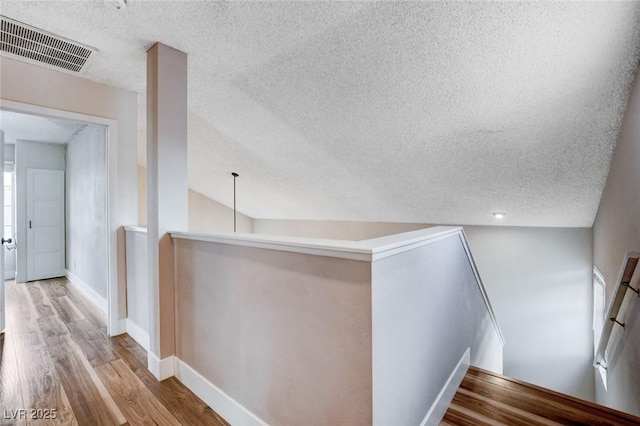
[594,251,640,369]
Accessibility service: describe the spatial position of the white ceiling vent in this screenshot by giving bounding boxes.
[0,15,96,74]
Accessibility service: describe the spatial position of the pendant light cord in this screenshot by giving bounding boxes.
[231,172,239,232]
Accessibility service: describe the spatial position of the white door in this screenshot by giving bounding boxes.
[26,168,65,281]
[0,130,5,333]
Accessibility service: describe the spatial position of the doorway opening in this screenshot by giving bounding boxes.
[0,103,118,335]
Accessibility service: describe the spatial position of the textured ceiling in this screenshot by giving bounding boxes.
[0,110,87,145]
[1,1,639,226]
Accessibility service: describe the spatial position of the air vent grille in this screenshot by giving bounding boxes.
[0,16,95,73]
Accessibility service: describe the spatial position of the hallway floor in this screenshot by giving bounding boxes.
[0,278,229,425]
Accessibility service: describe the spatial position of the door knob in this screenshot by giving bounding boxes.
[2,238,12,245]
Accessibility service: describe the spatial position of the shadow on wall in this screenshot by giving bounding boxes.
[137,165,253,233]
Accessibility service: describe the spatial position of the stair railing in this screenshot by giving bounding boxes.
[593,251,640,370]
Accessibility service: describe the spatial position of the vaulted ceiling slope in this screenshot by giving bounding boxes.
[2,1,639,227]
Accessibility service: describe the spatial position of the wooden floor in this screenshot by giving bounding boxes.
[0,278,229,425]
[442,366,640,426]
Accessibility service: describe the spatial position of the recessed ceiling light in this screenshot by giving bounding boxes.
[493,212,506,219]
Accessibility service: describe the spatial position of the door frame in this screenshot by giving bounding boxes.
[1,99,120,335]
[3,164,16,281]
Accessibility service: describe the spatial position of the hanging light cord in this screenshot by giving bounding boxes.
[231,172,239,232]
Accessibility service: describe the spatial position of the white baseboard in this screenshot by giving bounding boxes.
[147,351,175,381]
[110,318,127,337]
[5,269,16,281]
[125,319,150,352]
[174,358,267,426]
[421,347,471,426]
[65,269,107,314]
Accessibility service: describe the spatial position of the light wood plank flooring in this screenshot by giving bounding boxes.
[442,366,640,426]
[0,278,229,425]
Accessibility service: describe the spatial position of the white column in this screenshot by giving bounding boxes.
[146,42,188,380]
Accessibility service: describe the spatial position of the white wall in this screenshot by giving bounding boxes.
[124,227,149,346]
[463,226,595,402]
[15,140,65,282]
[253,219,596,402]
[592,60,640,416]
[66,125,107,299]
[1,56,138,322]
[372,231,503,425]
[4,144,15,163]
